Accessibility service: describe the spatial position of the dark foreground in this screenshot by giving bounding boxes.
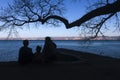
[0,48,120,80]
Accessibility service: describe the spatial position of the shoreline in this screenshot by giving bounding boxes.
[0,48,120,64]
[0,48,120,80]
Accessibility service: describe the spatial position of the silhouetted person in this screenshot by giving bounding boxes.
[18,40,33,65]
[42,37,57,62]
[33,45,42,63]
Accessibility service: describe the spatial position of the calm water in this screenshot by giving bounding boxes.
[0,40,120,62]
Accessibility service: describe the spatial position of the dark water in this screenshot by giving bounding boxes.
[0,40,120,62]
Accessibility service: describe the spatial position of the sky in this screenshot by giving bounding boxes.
[0,0,120,38]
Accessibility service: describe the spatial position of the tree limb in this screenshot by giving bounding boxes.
[43,0,120,29]
[68,0,120,28]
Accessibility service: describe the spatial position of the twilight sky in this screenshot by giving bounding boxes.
[0,0,119,38]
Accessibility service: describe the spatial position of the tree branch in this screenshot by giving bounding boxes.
[67,0,120,28]
[43,0,120,29]
[43,15,69,27]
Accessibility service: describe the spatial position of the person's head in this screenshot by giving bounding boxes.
[23,40,29,47]
[36,45,41,52]
[45,37,51,42]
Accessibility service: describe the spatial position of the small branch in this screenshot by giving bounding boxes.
[90,13,115,38]
[43,15,69,27]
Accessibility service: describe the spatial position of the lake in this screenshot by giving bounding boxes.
[0,40,120,62]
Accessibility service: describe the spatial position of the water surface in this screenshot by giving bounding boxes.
[0,40,120,62]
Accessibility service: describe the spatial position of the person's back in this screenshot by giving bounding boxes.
[18,40,33,65]
[42,37,57,62]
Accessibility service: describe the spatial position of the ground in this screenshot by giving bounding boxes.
[0,48,120,80]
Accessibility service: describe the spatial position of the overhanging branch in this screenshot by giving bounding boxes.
[43,0,120,29]
[68,0,120,28]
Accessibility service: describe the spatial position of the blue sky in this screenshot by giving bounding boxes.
[0,0,119,38]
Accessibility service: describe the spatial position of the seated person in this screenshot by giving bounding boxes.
[33,45,42,63]
[18,40,33,65]
[42,37,57,62]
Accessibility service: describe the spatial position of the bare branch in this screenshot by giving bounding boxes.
[81,13,115,39]
[40,0,119,29]
[0,0,120,39]
[0,0,64,32]
[67,0,120,28]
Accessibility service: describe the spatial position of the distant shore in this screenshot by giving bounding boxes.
[0,36,120,40]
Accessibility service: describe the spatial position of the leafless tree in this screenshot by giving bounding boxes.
[0,0,120,38]
[0,0,65,38]
[49,0,120,38]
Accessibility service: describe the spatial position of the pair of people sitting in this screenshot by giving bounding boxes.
[18,37,57,65]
